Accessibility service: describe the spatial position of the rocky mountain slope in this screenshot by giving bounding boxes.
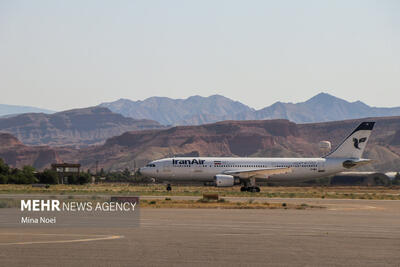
[100,93,400,125]
[0,107,163,147]
[65,116,400,172]
[0,133,64,169]
[1,116,399,172]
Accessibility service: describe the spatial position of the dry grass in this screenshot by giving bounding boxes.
[0,195,321,210]
[0,184,399,200]
[139,198,323,209]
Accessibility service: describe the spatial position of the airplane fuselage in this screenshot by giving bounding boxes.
[140,157,352,183]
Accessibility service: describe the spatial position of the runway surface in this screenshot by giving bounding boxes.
[0,198,399,266]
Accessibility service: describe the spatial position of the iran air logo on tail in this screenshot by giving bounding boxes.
[353,137,367,149]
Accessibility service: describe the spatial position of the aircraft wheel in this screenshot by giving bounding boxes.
[166,184,172,191]
[248,187,258,193]
[240,186,247,192]
[247,187,260,193]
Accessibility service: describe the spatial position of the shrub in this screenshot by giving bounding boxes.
[393,173,400,185]
[38,169,59,184]
[22,166,38,184]
[8,167,38,184]
[67,174,78,184]
[0,159,10,175]
[78,172,91,184]
[0,174,8,184]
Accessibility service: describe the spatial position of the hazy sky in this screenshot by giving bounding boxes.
[1,0,399,111]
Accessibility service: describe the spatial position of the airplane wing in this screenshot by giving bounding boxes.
[223,167,292,179]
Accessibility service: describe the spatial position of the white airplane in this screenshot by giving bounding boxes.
[139,121,375,192]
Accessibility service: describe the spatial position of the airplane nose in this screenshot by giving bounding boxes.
[139,167,149,177]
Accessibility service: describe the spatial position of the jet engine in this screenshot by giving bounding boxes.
[215,174,235,187]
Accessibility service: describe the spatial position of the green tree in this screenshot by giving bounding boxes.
[38,169,59,184]
[67,174,78,184]
[0,174,8,184]
[0,161,40,184]
[8,169,27,184]
[393,172,400,185]
[22,166,38,184]
[78,172,91,184]
[65,173,91,184]
[0,158,10,175]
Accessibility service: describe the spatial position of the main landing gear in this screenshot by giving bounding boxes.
[241,177,260,193]
[240,186,260,192]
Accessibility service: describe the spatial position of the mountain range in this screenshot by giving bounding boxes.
[99,95,253,126]
[3,93,400,128]
[0,104,54,118]
[1,92,400,148]
[100,93,400,125]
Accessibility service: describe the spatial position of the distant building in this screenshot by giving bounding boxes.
[51,163,81,184]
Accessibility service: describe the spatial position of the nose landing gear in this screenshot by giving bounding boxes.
[166,184,172,191]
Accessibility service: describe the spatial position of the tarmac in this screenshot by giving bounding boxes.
[0,197,400,266]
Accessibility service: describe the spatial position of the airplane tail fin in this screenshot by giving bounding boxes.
[324,122,375,159]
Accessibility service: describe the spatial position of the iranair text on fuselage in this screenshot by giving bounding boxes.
[172,159,205,165]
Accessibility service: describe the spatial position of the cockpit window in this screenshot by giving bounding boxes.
[146,164,156,167]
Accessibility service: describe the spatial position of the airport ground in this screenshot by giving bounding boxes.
[0,192,400,266]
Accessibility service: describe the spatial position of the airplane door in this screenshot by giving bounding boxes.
[318,161,326,173]
[162,163,174,177]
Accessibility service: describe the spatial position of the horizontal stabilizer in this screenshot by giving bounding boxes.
[342,159,372,169]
